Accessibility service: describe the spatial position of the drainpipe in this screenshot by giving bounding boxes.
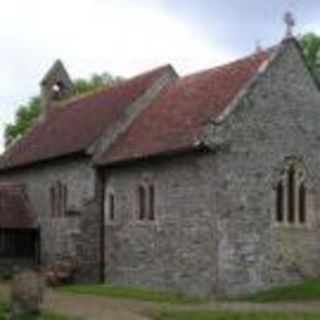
[98,169,105,283]
[97,167,106,283]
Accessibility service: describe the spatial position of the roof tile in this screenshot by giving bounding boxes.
[0,183,37,229]
[0,65,172,169]
[96,50,271,164]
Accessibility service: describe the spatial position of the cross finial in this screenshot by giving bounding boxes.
[284,11,295,38]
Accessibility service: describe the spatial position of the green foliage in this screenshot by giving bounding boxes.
[301,33,320,81]
[154,310,320,320]
[5,97,41,147]
[73,73,122,95]
[59,284,207,304]
[245,279,320,303]
[0,301,7,320]
[4,73,121,148]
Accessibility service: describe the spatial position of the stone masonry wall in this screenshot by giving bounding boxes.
[202,40,320,295]
[1,40,320,296]
[103,155,219,295]
[103,40,320,296]
[76,194,102,282]
[0,156,98,278]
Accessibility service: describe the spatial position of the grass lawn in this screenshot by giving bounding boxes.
[246,279,320,303]
[154,310,320,320]
[59,283,208,304]
[60,279,320,304]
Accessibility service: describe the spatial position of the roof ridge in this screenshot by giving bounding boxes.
[181,45,279,82]
[0,63,176,170]
[57,64,174,108]
[96,43,280,165]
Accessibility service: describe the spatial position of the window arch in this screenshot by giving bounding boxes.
[149,184,155,221]
[276,181,284,223]
[138,182,156,221]
[298,183,306,223]
[275,161,307,225]
[287,165,295,224]
[50,181,68,217]
[104,187,116,223]
[107,192,115,221]
[138,185,146,220]
[50,186,56,217]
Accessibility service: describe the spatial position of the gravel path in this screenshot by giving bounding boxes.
[45,290,154,320]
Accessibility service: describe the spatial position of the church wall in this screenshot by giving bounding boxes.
[202,40,320,295]
[103,153,219,295]
[0,156,100,280]
[102,41,320,296]
[1,40,320,296]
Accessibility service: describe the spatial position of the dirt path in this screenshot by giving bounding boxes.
[3,284,320,319]
[45,289,154,320]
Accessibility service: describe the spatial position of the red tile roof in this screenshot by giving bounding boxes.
[0,65,173,169]
[96,50,272,165]
[0,183,37,229]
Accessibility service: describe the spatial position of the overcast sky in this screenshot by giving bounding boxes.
[0,0,319,150]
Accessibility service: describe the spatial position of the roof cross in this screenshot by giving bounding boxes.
[284,11,295,38]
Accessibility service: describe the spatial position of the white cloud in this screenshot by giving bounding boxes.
[0,0,234,151]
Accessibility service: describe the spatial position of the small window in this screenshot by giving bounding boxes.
[109,193,115,221]
[299,183,306,224]
[63,184,68,215]
[138,183,156,221]
[287,165,295,224]
[149,185,155,221]
[57,182,63,217]
[50,181,68,218]
[276,181,284,223]
[138,185,146,220]
[50,186,56,217]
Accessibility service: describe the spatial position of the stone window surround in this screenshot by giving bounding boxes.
[50,181,68,218]
[137,178,156,223]
[274,160,308,228]
[104,187,116,224]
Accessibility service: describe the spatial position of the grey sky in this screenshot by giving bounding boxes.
[0,0,319,150]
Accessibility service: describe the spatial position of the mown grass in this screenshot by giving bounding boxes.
[59,284,208,304]
[153,310,320,320]
[246,279,320,303]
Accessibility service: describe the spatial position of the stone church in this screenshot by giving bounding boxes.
[1,37,320,296]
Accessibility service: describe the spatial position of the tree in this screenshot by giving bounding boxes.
[301,33,320,80]
[4,73,122,148]
[73,73,122,95]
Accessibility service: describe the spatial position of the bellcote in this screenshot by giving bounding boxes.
[40,60,75,118]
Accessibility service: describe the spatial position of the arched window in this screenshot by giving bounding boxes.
[276,181,284,223]
[50,181,68,218]
[138,182,156,221]
[50,186,56,217]
[149,185,155,221]
[138,185,146,220]
[275,161,306,225]
[287,165,295,224]
[63,184,68,215]
[299,183,306,224]
[57,181,63,217]
[109,193,115,221]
